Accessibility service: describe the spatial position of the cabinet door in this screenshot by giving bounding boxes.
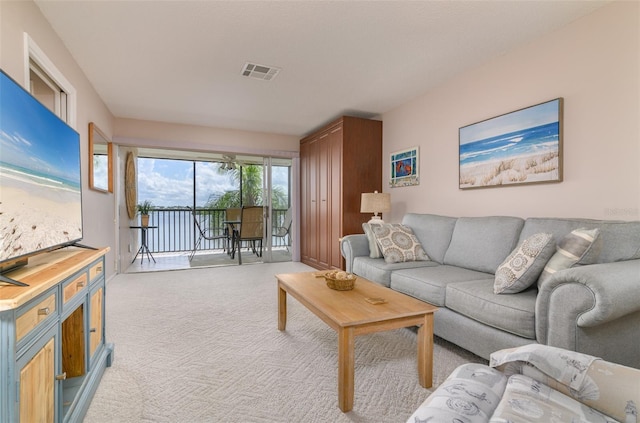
[317,133,330,269]
[89,287,104,360]
[20,337,55,423]
[300,141,311,263]
[306,138,319,266]
[328,126,343,269]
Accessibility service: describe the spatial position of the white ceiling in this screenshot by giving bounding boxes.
[35,0,608,137]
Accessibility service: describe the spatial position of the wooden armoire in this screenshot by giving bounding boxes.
[300,116,382,270]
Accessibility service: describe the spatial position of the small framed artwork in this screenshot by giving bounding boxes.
[459,98,563,189]
[390,147,419,187]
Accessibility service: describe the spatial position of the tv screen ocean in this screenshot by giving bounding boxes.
[0,70,82,263]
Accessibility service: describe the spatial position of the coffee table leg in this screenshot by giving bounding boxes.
[338,327,355,412]
[278,282,287,331]
[417,313,434,388]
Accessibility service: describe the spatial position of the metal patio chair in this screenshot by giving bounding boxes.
[232,206,264,265]
[272,208,292,250]
[189,208,226,260]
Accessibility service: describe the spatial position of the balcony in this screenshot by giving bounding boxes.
[128,207,290,272]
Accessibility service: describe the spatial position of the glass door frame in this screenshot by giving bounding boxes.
[262,157,273,262]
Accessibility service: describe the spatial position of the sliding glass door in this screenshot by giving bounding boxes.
[262,157,292,263]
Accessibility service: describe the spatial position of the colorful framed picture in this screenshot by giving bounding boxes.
[390,147,419,187]
[459,98,563,189]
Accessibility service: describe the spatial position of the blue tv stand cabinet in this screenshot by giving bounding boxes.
[0,247,114,422]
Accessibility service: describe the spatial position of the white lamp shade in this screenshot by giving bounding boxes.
[360,191,391,215]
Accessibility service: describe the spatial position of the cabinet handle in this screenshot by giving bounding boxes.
[90,328,97,333]
[77,281,85,288]
[97,266,103,272]
[55,372,67,381]
[37,307,50,316]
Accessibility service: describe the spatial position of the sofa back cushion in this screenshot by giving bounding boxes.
[443,216,524,273]
[520,218,640,263]
[402,213,458,264]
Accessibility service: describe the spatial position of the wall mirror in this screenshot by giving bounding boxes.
[88,122,113,193]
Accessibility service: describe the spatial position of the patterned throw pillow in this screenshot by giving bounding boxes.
[494,233,555,294]
[362,222,383,258]
[490,344,640,423]
[372,224,429,264]
[538,228,601,286]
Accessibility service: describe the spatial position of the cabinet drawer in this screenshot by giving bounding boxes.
[89,261,104,282]
[63,273,87,304]
[16,293,57,342]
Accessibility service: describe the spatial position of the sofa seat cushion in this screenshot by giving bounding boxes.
[406,363,507,423]
[352,256,436,288]
[390,265,493,306]
[491,374,616,423]
[446,280,537,339]
[444,216,524,273]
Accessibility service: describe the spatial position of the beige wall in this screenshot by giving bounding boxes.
[115,118,299,157]
[1,0,118,277]
[382,1,639,222]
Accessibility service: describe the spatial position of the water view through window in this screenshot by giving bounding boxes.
[136,157,291,253]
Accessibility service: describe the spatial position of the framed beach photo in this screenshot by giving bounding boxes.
[459,98,563,189]
[390,147,419,187]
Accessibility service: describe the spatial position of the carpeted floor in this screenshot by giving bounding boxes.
[85,262,486,423]
[189,249,292,268]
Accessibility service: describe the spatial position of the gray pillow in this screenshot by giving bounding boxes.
[372,223,429,264]
[494,233,554,294]
[362,222,383,258]
[538,228,601,286]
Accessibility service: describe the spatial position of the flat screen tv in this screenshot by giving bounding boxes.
[0,69,83,286]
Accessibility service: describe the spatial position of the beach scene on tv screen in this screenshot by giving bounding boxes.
[0,76,82,262]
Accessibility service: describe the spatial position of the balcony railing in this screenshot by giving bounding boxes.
[137,207,290,254]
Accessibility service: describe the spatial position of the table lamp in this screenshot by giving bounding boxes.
[360,191,391,223]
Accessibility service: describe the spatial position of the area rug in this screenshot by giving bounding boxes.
[85,262,486,423]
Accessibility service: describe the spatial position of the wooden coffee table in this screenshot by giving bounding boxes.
[276,272,437,412]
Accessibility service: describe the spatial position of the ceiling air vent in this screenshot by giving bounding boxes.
[241,62,280,81]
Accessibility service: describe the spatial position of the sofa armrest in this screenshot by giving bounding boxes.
[535,259,640,343]
[340,234,369,273]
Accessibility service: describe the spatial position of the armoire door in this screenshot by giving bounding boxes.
[306,138,319,266]
[328,126,343,269]
[317,133,330,269]
[300,141,310,262]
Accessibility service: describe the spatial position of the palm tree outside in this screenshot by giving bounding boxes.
[205,164,289,210]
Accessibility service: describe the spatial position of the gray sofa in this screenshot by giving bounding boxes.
[340,214,640,368]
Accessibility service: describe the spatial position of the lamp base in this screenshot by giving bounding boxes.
[368,216,384,224]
